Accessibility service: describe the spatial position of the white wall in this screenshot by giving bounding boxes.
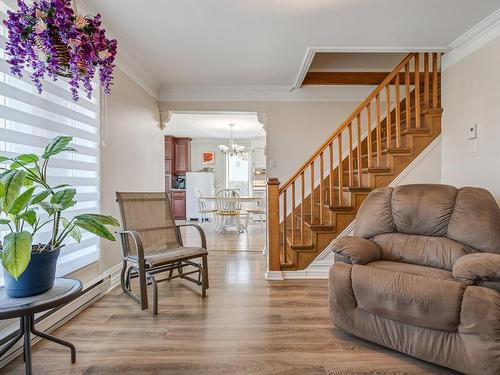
[159,101,358,184]
[98,67,163,274]
[441,34,500,202]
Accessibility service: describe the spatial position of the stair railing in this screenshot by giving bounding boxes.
[267,52,441,271]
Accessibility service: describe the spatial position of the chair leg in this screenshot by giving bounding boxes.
[259,212,263,229]
[146,273,158,316]
[120,259,128,293]
[202,254,209,290]
[137,266,149,311]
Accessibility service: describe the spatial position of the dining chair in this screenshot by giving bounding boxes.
[195,188,218,227]
[215,189,244,233]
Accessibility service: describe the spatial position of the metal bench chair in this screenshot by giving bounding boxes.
[116,192,209,315]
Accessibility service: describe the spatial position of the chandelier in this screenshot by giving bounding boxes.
[219,124,245,156]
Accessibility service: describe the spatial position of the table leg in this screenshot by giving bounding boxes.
[23,315,32,375]
[29,313,76,363]
[0,318,24,359]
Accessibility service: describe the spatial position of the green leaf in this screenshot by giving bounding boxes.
[0,156,9,163]
[19,209,36,227]
[38,201,63,216]
[0,182,4,199]
[51,184,71,190]
[1,231,32,280]
[0,170,26,213]
[75,213,119,227]
[9,187,35,215]
[50,188,76,209]
[31,189,50,204]
[42,136,73,159]
[16,154,39,164]
[0,218,11,225]
[62,217,81,243]
[74,216,115,241]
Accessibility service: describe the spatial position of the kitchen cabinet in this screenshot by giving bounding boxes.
[169,190,186,220]
[174,137,191,175]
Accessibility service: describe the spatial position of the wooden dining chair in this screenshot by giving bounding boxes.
[215,189,244,233]
[116,192,209,315]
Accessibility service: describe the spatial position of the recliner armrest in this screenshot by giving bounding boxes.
[453,253,500,284]
[331,236,381,265]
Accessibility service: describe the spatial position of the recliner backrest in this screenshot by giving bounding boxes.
[354,184,500,259]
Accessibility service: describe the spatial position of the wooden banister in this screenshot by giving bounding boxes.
[279,53,416,192]
[267,52,442,272]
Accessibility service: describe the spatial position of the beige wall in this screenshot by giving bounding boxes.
[97,68,163,276]
[441,35,500,202]
[159,101,358,184]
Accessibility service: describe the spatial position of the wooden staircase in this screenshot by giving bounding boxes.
[267,53,443,272]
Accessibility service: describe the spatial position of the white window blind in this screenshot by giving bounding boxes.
[0,1,101,282]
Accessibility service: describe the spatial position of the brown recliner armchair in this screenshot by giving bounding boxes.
[329,184,500,375]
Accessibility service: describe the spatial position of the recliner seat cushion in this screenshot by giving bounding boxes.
[351,264,466,331]
[372,233,475,270]
[367,260,454,280]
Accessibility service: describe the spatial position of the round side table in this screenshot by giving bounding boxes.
[0,278,82,375]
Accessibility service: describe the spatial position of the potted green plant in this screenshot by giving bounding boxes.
[0,136,118,297]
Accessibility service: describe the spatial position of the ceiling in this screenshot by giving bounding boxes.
[165,112,266,139]
[82,0,500,91]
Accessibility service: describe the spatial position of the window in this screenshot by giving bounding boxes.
[0,1,101,283]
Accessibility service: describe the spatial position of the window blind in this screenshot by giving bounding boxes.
[0,1,101,283]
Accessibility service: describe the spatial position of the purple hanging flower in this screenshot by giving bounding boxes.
[3,0,117,101]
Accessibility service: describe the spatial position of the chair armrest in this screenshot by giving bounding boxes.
[116,230,145,260]
[176,224,207,249]
[331,236,381,265]
[453,253,500,284]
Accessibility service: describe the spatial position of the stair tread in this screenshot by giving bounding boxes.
[294,214,335,231]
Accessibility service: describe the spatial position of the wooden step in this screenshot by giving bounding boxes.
[295,214,335,231]
[343,167,392,175]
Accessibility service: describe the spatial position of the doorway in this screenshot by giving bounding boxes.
[163,111,267,252]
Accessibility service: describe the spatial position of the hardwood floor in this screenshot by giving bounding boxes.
[2,252,458,375]
[179,220,266,252]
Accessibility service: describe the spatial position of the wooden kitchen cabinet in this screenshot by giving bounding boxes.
[174,137,191,175]
[169,190,186,219]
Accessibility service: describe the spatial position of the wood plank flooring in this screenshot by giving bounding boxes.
[2,251,458,375]
[179,220,266,252]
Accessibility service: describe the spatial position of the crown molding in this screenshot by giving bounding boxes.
[292,46,448,90]
[159,84,373,102]
[442,8,500,71]
[78,2,161,99]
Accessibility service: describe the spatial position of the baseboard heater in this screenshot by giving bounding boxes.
[0,263,121,368]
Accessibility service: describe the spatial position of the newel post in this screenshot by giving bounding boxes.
[267,177,281,272]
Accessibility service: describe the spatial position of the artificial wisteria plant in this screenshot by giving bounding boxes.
[3,0,117,101]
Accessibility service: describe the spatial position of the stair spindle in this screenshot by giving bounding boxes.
[291,181,295,245]
[432,52,439,108]
[414,54,421,128]
[395,74,401,148]
[376,94,382,165]
[386,85,391,149]
[367,104,372,168]
[310,161,315,225]
[348,124,354,187]
[319,152,324,224]
[337,134,343,206]
[282,189,287,252]
[356,113,362,186]
[424,53,429,108]
[300,172,305,244]
[405,63,410,130]
[329,142,333,206]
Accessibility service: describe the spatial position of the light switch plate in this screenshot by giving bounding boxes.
[467,124,478,139]
[469,140,477,153]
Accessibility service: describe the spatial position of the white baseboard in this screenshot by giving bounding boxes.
[0,264,122,368]
[265,271,284,281]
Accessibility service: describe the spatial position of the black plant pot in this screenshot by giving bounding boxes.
[3,247,61,298]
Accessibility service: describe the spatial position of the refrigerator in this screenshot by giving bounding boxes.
[186,172,215,221]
